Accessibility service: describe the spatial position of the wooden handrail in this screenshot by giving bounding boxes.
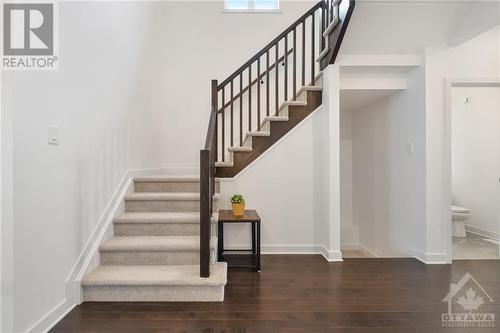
[217,2,322,89]
[217,48,293,114]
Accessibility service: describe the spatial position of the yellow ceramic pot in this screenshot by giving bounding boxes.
[232,203,245,217]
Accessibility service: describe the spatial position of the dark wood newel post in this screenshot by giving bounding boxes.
[200,79,218,278]
[200,149,210,278]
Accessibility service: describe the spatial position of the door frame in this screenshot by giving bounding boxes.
[444,78,500,262]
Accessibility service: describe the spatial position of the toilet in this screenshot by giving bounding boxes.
[452,205,471,238]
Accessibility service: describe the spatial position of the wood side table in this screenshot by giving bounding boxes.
[218,210,261,271]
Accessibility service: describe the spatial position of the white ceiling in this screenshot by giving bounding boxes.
[339,1,498,54]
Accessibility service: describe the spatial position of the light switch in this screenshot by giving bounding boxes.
[406,142,414,154]
[48,126,59,145]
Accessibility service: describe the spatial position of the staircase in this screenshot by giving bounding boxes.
[81,0,354,302]
[82,176,227,301]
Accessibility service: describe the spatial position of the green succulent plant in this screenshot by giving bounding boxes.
[231,194,245,204]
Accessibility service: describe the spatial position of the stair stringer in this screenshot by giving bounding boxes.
[216,89,324,178]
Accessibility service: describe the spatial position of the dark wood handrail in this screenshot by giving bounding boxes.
[204,92,218,149]
[217,2,322,89]
[217,48,293,114]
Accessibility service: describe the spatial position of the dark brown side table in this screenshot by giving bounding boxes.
[218,210,261,272]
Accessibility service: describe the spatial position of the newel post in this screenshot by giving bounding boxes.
[200,79,218,278]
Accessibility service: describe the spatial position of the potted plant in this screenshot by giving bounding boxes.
[231,194,245,217]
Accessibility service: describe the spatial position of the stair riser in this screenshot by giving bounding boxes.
[134,182,220,193]
[83,285,224,302]
[125,200,218,212]
[114,223,200,236]
[100,250,216,265]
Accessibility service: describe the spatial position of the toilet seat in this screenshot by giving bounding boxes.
[452,205,470,214]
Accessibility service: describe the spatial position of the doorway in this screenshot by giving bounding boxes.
[450,82,500,260]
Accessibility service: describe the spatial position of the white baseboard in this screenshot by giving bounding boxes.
[225,244,343,261]
[260,244,319,254]
[64,169,134,307]
[226,244,448,264]
[341,244,379,258]
[465,224,499,241]
[408,248,449,264]
[318,245,343,262]
[25,299,75,333]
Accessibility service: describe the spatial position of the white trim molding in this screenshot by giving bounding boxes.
[465,224,499,242]
[408,249,448,265]
[319,245,343,262]
[341,245,379,258]
[226,244,343,261]
[25,299,73,333]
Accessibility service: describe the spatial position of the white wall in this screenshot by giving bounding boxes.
[140,0,313,168]
[219,107,322,253]
[1,1,318,331]
[1,70,15,333]
[425,26,500,260]
[451,86,500,238]
[340,66,426,257]
[340,106,357,245]
[4,3,163,331]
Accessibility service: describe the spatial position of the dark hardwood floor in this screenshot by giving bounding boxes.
[51,255,500,333]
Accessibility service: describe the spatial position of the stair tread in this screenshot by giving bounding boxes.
[228,146,252,152]
[282,100,307,107]
[114,212,200,224]
[300,85,322,91]
[82,263,227,287]
[317,47,330,61]
[100,236,217,251]
[134,175,200,183]
[247,131,270,137]
[125,192,219,201]
[323,17,339,37]
[215,161,233,167]
[264,116,288,121]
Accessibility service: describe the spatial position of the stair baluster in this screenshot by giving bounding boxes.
[248,65,252,132]
[266,50,270,117]
[230,80,234,147]
[293,28,297,100]
[257,58,261,131]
